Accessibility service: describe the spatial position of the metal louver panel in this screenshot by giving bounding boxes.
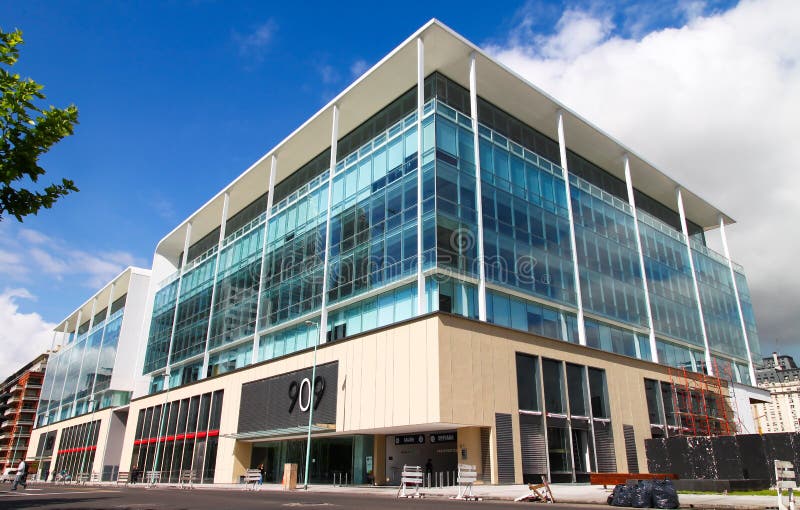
[496,413,516,483]
[519,414,547,476]
[593,420,617,473]
[623,424,639,474]
[480,427,491,482]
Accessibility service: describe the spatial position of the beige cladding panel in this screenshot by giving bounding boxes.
[438,315,688,476]
[27,408,115,478]
[118,318,441,482]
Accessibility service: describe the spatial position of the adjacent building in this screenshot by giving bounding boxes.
[28,267,151,481]
[0,353,48,473]
[753,353,800,433]
[28,20,767,485]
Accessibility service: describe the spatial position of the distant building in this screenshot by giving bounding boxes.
[0,353,48,472]
[754,353,800,432]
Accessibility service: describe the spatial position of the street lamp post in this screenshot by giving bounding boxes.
[303,320,320,490]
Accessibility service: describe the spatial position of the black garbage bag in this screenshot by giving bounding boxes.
[632,480,655,508]
[652,479,679,509]
[610,483,636,507]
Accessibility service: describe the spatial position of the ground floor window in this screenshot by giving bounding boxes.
[250,435,374,485]
[130,390,223,483]
[52,420,101,480]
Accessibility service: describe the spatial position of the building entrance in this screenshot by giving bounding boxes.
[385,431,458,485]
[250,435,373,485]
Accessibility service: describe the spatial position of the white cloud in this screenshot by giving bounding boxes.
[233,19,278,64]
[350,59,369,79]
[0,288,54,377]
[488,0,800,356]
[0,226,141,289]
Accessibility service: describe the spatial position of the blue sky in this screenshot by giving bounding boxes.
[3,0,798,374]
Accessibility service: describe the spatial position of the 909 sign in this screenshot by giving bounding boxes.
[288,375,325,413]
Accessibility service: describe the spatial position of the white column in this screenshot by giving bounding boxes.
[201,192,230,378]
[70,299,96,412]
[469,52,488,322]
[53,309,81,419]
[319,105,340,346]
[89,283,116,410]
[624,156,658,362]
[676,188,713,375]
[252,155,277,361]
[165,222,193,387]
[719,216,758,385]
[556,111,587,346]
[415,37,426,315]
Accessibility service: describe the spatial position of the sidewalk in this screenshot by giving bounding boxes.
[44,479,779,509]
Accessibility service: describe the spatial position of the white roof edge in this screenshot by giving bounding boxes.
[429,20,733,226]
[155,17,731,254]
[54,265,150,332]
[154,19,440,252]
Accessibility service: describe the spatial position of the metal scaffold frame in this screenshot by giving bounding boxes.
[666,366,734,437]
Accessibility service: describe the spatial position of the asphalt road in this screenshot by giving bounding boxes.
[0,484,604,510]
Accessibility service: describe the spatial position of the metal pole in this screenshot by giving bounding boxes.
[303,320,319,490]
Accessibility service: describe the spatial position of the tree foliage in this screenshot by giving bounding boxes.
[0,27,79,222]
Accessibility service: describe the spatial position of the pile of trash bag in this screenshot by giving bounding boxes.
[608,479,679,509]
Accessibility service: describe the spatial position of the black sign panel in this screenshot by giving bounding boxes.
[430,432,456,443]
[237,361,338,433]
[395,434,426,445]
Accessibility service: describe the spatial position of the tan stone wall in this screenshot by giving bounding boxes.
[116,313,718,484]
[119,316,441,483]
[437,314,694,482]
[27,408,115,479]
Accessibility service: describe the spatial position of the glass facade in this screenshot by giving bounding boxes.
[131,390,223,483]
[143,72,760,392]
[38,297,130,427]
[52,420,101,479]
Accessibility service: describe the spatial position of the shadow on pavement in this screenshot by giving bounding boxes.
[0,495,114,510]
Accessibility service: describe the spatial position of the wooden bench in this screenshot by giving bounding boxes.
[450,464,480,501]
[397,465,424,498]
[116,472,129,486]
[179,470,196,490]
[243,469,262,491]
[590,472,678,488]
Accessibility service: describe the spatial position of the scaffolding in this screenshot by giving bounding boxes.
[667,366,734,436]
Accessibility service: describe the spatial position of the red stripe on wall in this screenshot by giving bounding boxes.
[56,445,97,455]
[133,429,219,446]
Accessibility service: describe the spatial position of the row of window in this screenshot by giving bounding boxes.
[38,305,125,427]
[144,74,758,392]
[51,420,101,479]
[131,390,223,484]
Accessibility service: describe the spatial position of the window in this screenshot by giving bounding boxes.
[542,359,565,414]
[567,364,588,416]
[516,354,540,411]
[644,379,663,425]
[588,368,609,418]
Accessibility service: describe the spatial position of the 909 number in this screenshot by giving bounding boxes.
[288,376,325,413]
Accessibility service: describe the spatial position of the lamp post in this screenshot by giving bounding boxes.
[302,320,320,490]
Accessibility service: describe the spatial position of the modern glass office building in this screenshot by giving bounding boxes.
[30,20,768,485]
[28,267,151,481]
